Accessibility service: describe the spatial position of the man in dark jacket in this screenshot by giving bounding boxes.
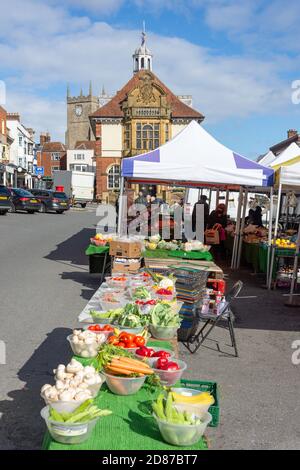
[192,195,209,233]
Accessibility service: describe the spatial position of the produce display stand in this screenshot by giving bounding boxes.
[42,339,211,451]
[85,245,111,281]
[143,248,213,262]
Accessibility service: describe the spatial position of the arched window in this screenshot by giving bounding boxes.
[148,58,151,69]
[136,123,160,151]
[107,165,120,190]
[135,58,138,69]
[141,57,145,69]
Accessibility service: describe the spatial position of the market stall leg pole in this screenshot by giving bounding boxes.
[231,187,243,269]
[286,223,300,306]
[268,183,282,289]
[266,187,274,287]
[216,189,220,207]
[117,177,125,236]
[236,188,248,269]
[225,189,229,212]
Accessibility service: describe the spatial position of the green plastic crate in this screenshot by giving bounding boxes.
[179,379,220,427]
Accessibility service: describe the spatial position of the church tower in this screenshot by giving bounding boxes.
[132,23,153,73]
[65,82,98,149]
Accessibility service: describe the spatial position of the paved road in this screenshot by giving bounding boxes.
[0,209,300,449]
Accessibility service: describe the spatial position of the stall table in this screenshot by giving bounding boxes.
[143,248,213,262]
[42,339,208,451]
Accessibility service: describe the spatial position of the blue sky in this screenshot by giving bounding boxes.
[1,0,300,159]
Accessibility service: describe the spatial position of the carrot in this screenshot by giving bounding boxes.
[109,361,154,375]
[105,366,132,376]
[114,357,152,368]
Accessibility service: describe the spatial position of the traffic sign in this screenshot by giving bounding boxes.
[35,166,44,176]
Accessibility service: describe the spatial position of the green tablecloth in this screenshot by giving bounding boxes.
[42,339,208,451]
[85,245,109,256]
[143,248,213,261]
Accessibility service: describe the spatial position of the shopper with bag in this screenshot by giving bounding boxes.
[205,203,227,258]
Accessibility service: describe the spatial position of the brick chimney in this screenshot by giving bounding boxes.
[7,112,20,121]
[287,129,297,139]
[40,132,51,146]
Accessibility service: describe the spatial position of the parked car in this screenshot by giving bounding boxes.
[30,189,70,213]
[8,188,41,214]
[0,185,12,215]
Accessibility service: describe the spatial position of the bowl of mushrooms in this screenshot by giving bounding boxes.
[40,359,104,413]
[67,329,107,358]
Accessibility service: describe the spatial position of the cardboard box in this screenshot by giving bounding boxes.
[109,240,142,258]
[112,258,141,274]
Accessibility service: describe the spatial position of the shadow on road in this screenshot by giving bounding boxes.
[45,227,94,266]
[0,327,72,450]
[60,271,100,301]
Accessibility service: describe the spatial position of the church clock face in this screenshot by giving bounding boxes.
[75,104,83,116]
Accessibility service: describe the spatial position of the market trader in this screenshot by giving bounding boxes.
[192,195,209,233]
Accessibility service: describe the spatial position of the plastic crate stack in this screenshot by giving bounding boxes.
[172,267,209,342]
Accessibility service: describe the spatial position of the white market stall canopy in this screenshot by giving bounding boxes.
[122,120,274,188]
[271,142,300,170]
[259,150,276,167]
[277,166,300,190]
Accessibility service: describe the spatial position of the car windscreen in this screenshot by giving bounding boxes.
[53,192,68,199]
[13,189,34,197]
[0,186,10,195]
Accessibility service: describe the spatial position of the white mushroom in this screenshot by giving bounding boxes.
[66,359,83,374]
[55,379,66,391]
[84,366,96,375]
[74,390,92,401]
[41,384,52,394]
[77,382,89,390]
[58,390,74,402]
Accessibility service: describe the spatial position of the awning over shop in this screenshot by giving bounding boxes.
[122,120,274,188]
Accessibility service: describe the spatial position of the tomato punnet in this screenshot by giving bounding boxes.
[156,357,169,369]
[152,350,171,359]
[156,288,173,295]
[135,336,145,347]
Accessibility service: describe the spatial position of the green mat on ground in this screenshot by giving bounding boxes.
[143,248,213,261]
[85,245,109,256]
[42,339,209,451]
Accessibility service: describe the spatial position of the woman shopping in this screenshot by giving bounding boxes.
[206,203,228,259]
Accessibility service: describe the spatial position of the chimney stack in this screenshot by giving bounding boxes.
[40,132,51,146]
[287,129,297,139]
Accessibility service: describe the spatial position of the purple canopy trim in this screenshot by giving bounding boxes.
[122,148,160,177]
[233,152,274,187]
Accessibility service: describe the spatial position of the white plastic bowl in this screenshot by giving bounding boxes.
[102,371,146,395]
[100,298,127,311]
[43,398,87,414]
[105,277,128,289]
[115,325,144,335]
[149,324,179,340]
[41,406,100,445]
[152,359,187,386]
[67,334,105,358]
[153,411,212,446]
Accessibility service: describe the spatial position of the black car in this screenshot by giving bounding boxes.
[8,188,41,214]
[30,189,70,213]
[0,185,12,215]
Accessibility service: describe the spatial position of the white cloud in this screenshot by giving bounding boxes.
[0,0,294,143]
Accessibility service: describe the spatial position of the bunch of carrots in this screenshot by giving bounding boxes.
[105,356,154,377]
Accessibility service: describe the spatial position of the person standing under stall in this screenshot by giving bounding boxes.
[207,203,227,259]
[192,195,210,235]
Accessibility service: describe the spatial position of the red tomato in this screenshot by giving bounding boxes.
[94,324,101,331]
[103,324,113,331]
[88,325,96,331]
[152,350,171,359]
[117,341,126,348]
[135,336,145,347]
[126,341,136,349]
[108,335,118,345]
[156,357,169,369]
[165,361,180,371]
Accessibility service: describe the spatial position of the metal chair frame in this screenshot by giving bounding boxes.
[182,281,243,357]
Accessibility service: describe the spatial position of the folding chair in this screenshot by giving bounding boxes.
[182,281,243,357]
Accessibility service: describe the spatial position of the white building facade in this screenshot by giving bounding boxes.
[67,148,96,172]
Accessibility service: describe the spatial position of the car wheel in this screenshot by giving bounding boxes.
[0,210,7,215]
[81,203,87,208]
[39,203,46,213]
[27,210,35,214]
[56,210,64,214]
